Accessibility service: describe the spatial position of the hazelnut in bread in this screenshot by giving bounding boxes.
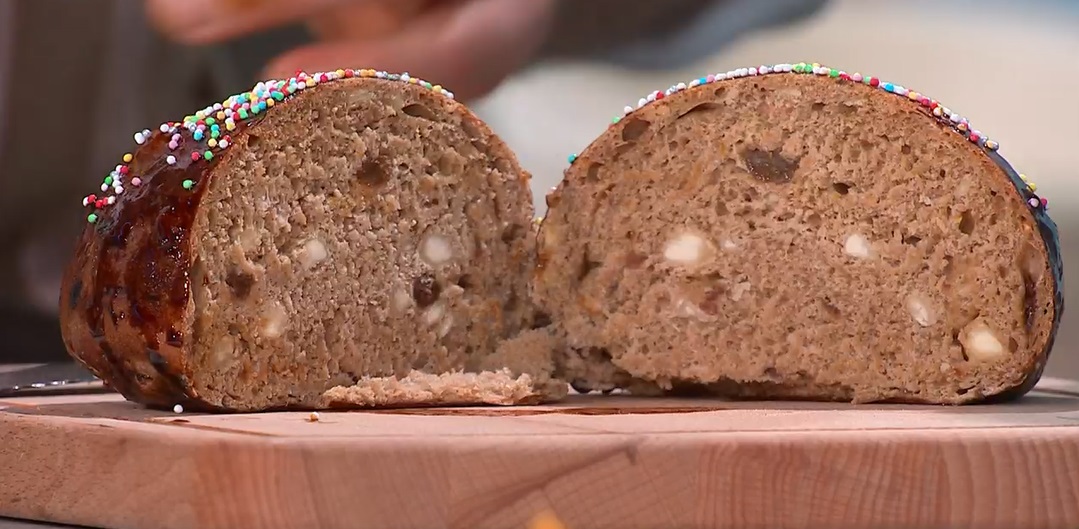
[535,63,1063,404]
[59,70,557,412]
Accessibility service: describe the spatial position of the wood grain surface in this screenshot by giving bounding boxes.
[3,380,1079,529]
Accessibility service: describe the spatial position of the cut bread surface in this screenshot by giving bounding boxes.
[535,63,1063,404]
[60,70,550,411]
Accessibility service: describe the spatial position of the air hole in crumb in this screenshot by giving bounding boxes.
[401,103,437,121]
[741,148,799,184]
[714,86,727,98]
[833,182,851,195]
[578,254,601,281]
[716,201,729,216]
[958,211,976,235]
[903,235,922,246]
[901,144,912,155]
[1009,337,1020,353]
[166,328,183,347]
[411,355,431,371]
[943,255,955,276]
[412,273,441,308]
[501,223,525,244]
[1023,274,1037,334]
[811,102,825,111]
[246,133,262,149]
[570,381,595,394]
[460,119,481,139]
[747,220,757,232]
[503,291,518,313]
[822,298,841,318]
[952,328,968,357]
[356,158,390,189]
[225,270,255,300]
[677,102,720,120]
[806,212,822,228]
[939,169,947,178]
[620,118,650,142]
[532,311,552,329]
[456,275,473,289]
[625,252,648,269]
[586,163,603,182]
[957,387,972,396]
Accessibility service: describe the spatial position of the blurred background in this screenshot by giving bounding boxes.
[2,0,1078,379]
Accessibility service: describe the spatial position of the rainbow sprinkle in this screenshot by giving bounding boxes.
[80,69,454,224]
[574,62,1046,212]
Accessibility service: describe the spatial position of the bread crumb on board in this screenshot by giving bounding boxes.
[320,369,548,407]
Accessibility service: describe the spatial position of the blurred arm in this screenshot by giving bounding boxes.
[540,0,830,69]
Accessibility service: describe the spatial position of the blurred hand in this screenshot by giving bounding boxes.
[146,0,557,101]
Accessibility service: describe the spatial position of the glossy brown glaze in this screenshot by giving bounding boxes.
[59,115,262,411]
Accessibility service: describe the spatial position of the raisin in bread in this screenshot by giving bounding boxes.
[535,63,1063,404]
[59,70,558,412]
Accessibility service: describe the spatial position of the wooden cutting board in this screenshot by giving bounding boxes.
[3,380,1079,529]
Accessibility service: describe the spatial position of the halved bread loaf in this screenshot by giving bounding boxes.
[59,70,558,412]
[535,63,1064,404]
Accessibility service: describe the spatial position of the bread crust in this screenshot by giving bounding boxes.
[58,73,523,412]
[538,66,1063,404]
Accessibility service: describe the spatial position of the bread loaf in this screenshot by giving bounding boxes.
[535,63,1064,404]
[59,70,554,412]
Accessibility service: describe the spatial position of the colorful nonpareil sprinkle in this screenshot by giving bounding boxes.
[569,62,1046,212]
[80,70,454,223]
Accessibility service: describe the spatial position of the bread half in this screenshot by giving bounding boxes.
[535,63,1063,404]
[59,70,555,412]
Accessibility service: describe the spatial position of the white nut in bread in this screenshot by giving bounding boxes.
[298,239,328,269]
[423,302,446,327]
[392,287,413,313]
[260,302,288,339]
[664,232,711,266]
[437,315,454,338]
[420,233,454,266]
[905,293,937,327]
[730,281,752,302]
[959,318,1007,363]
[843,233,872,259]
[672,295,710,321]
[211,336,237,370]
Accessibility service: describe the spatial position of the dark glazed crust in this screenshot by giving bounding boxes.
[58,116,241,412]
[541,71,1063,404]
[58,76,490,412]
